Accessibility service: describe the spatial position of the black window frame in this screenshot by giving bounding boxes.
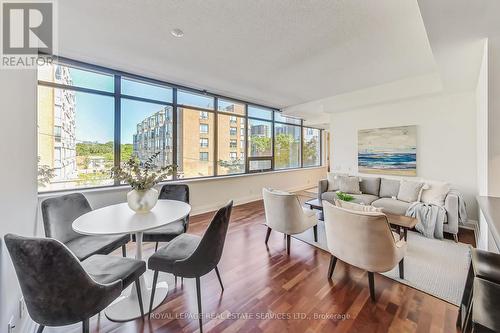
[37,56,323,193]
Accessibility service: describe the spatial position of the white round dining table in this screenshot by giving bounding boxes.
[73,200,191,322]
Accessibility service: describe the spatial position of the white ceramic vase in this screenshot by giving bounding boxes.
[127,188,159,213]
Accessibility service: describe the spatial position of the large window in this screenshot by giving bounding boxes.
[37,58,322,192]
[37,65,115,192]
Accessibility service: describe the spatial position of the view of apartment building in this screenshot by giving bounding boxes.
[37,65,77,182]
[132,106,174,167]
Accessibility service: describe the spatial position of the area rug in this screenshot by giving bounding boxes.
[292,220,471,305]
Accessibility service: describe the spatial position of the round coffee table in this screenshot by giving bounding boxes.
[73,200,191,322]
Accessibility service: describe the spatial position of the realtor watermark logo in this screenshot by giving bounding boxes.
[1,0,56,68]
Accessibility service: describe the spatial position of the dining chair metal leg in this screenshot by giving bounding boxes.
[215,266,224,291]
[399,258,405,279]
[313,225,318,242]
[368,272,375,302]
[175,275,177,285]
[36,325,44,333]
[328,255,337,279]
[195,277,203,333]
[135,279,145,319]
[148,270,159,318]
[122,244,127,257]
[265,227,272,245]
[286,234,291,255]
[82,319,90,333]
[155,242,159,252]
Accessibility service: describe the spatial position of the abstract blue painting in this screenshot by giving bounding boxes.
[358,125,417,176]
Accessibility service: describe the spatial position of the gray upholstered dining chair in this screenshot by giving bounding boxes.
[132,184,190,252]
[147,201,233,333]
[4,233,146,333]
[41,193,130,261]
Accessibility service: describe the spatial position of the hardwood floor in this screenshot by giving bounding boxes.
[55,196,473,333]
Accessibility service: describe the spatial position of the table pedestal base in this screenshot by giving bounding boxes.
[105,280,168,322]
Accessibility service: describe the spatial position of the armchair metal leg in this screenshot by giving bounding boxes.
[195,277,203,333]
[454,234,459,243]
[121,244,127,257]
[215,266,224,291]
[36,325,44,333]
[135,279,145,319]
[313,225,318,242]
[155,242,159,252]
[399,258,405,279]
[327,255,337,279]
[148,271,159,319]
[82,319,89,333]
[265,227,272,245]
[368,272,376,302]
[286,234,291,255]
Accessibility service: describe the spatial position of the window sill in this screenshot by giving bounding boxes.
[37,165,326,199]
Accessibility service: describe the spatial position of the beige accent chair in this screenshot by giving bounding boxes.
[262,188,318,255]
[322,200,407,301]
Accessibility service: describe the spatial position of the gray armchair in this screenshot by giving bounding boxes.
[147,201,233,333]
[132,184,190,251]
[4,234,146,333]
[41,193,130,260]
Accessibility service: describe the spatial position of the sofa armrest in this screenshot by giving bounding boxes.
[318,179,328,201]
[444,192,459,235]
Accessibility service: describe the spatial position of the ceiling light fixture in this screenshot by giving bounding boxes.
[171,28,184,38]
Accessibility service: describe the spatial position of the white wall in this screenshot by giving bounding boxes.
[0,69,38,332]
[488,36,500,196]
[476,39,488,197]
[329,91,478,219]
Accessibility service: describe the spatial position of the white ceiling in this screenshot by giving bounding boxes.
[57,0,436,109]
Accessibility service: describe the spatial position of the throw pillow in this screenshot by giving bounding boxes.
[397,180,424,203]
[338,176,361,194]
[359,177,381,196]
[335,199,383,213]
[421,180,450,206]
[326,172,347,191]
[379,178,401,198]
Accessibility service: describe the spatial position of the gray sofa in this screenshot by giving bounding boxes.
[318,176,460,241]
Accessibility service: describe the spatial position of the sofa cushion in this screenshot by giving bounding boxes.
[321,191,338,203]
[379,179,400,198]
[372,198,410,216]
[359,177,381,196]
[350,194,379,205]
[326,173,347,191]
[338,176,361,194]
[421,180,450,206]
[397,180,424,203]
